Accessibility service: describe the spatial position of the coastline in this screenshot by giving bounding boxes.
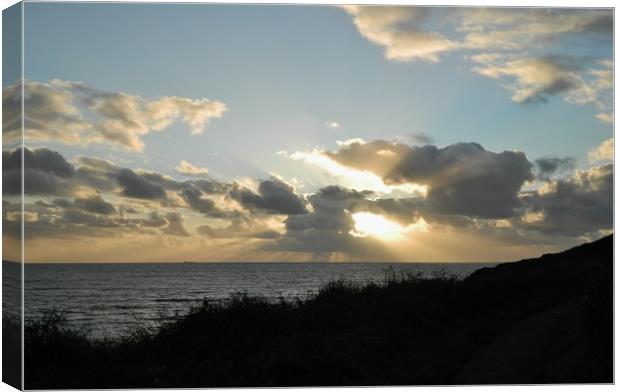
[15,234,613,387]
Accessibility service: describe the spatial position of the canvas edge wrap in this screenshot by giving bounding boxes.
[2,2,24,390]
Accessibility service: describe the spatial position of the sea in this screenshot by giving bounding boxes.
[5,262,495,339]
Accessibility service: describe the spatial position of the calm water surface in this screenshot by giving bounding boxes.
[20,262,494,338]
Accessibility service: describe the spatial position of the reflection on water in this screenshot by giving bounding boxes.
[25,262,492,338]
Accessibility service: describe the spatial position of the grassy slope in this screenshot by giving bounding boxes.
[21,235,612,388]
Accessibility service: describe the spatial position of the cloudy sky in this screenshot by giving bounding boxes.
[3,3,613,262]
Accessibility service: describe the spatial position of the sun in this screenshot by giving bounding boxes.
[350,212,405,240]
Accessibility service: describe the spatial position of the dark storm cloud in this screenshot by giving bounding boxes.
[326,140,534,219]
[518,164,613,237]
[229,178,308,215]
[116,169,167,200]
[535,157,576,180]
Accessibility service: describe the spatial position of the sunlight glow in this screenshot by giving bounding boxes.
[350,212,429,241]
[286,149,428,197]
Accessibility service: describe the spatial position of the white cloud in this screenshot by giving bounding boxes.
[342,5,457,63]
[325,121,340,129]
[588,138,614,164]
[175,160,210,176]
[472,56,613,121]
[341,7,612,122]
[145,96,227,135]
[3,80,228,151]
[473,57,584,104]
[282,148,428,197]
[596,113,614,123]
[458,8,612,51]
[336,137,367,147]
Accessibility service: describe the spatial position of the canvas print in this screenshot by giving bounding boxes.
[2,2,614,389]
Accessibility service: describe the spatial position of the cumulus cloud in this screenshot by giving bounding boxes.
[3,81,91,146]
[229,177,308,215]
[457,8,612,50]
[198,219,281,239]
[178,184,238,219]
[137,211,163,227]
[2,79,227,151]
[283,145,427,197]
[61,209,120,228]
[6,141,613,261]
[10,147,75,177]
[2,146,311,243]
[535,157,576,181]
[176,160,209,176]
[191,179,233,195]
[473,56,585,104]
[74,195,117,215]
[518,164,612,237]
[469,56,613,120]
[2,199,123,240]
[6,198,195,241]
[343,7,611,60]
[161,212,190,236]
[143,96,227,135]
[3,148,77,196]
[342,7,612,121]
[116,169,167,200]
[3,169,70,196]
[323,140,534,219]
[342,5,457,62]
[269,185,392,259]
[589,138,614,163]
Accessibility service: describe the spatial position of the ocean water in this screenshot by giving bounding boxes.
[19,262,494,338]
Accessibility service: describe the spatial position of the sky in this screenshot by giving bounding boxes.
[2,3,614,262]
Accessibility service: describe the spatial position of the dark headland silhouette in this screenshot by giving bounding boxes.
[5,235,613,388]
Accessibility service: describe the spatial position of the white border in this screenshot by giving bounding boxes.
[0,1,616,392]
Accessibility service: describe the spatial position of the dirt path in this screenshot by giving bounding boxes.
[455,298,584,384]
